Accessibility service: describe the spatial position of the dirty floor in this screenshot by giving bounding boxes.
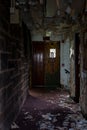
[10,88,87,130]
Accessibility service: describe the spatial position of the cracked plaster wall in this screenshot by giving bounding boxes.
[60,37,70,89]
[69,38,75,97]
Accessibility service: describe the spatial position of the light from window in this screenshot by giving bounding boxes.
[50,49,56,58]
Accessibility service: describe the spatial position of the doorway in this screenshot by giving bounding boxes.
[74,33,80,102]
[32,41,60,88]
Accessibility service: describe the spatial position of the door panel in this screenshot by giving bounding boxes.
[32,42,44,86]
[44,42,60,87]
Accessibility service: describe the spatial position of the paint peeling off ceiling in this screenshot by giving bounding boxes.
[16,0,86,32]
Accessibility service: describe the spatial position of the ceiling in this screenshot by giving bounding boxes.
[15,0,86,33]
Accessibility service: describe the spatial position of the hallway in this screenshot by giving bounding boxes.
[0,0,87,130]
[10,88,87,130]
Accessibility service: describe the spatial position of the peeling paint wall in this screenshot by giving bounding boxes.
[60,38,70,89]
[69,38,75,97]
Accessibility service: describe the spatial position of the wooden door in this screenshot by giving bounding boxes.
[44,42,60,87]
[32,42,44,87]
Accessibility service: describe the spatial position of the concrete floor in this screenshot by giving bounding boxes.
[10,88,87,130]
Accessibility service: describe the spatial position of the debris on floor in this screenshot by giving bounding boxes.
[24,112,33,120]
[11,122,19,129]
[24,114,33,120]
[10,88,87,130]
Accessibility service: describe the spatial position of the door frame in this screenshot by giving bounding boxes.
[74,33,80,102]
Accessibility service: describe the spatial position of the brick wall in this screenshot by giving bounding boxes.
[0,1,30,130]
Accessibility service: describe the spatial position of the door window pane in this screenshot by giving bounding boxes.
[50,49,56,58]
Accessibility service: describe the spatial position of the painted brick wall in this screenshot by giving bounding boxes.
[0,1,30,130]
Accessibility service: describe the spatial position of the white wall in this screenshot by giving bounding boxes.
[31,32,62,41]
[60,38,70,89]
[32,33,43,41]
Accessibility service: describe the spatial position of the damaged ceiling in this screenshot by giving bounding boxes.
[15,0,86,33]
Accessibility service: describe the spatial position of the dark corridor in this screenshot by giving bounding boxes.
[0,0,87,130]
